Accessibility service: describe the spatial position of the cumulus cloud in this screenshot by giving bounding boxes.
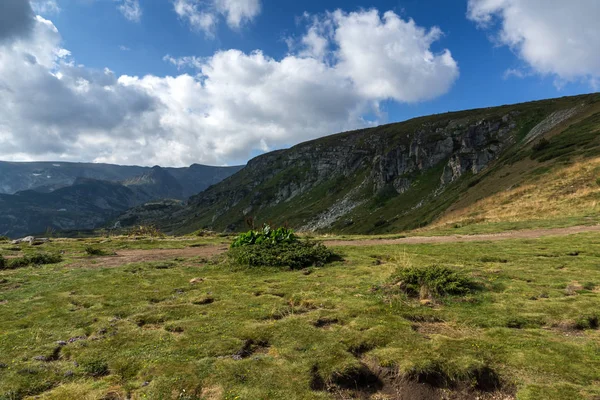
[118,0,142,22]
[0,6,458,166]
[174,0,260,35]
[468,0,600,85]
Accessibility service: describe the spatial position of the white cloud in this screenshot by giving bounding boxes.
[468,0,600,85]
[119,45,131,51]
[173,0,260,36]
[0,5,458,167]
[214,0,261,29]
[32,0,60,15]
[118,0,142,23]
[163,54,203,70]
[329,10,458,103]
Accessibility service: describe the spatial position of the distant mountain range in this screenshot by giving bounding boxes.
[0,162,243,237]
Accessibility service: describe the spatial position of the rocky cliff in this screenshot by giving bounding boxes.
[147,93,599,234]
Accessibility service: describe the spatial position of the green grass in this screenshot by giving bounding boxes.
[0,233,599,399]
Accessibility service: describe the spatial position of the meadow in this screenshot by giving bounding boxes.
[0,231,599,400]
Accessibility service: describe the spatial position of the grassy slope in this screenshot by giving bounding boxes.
[1,234,599,399]
[426,102,600,235]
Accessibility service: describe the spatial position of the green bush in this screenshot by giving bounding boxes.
[0,255,5,269]
[389,265,475,298]
[1,253,63,270]
[0,236,9,242]
[228,241,335,269]
[231,225,297,248]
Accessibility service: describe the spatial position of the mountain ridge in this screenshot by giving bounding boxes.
[131,92,600,235]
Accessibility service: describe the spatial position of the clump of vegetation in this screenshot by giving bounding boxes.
[229,225,335,269]
[229,241,335,269]
[389,265,476,298]
[574,314,599,330]
[128,225,165,238]
[0,236,9,242]
[81,359,110,377]
[84,246,114,256]
[0,253,63,270]
[532,138,550,152]
[231,224,297,248]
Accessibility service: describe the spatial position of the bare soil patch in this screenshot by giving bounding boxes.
[67,246,226,268]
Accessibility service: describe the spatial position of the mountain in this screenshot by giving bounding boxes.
[0,161,244,198]
[123,166,184,201]
[133,92,600,235]
[0,178,142,237]
[0,162,243,237]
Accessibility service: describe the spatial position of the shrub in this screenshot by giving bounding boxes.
[228,241,335,269]
[231,225,297,248]
[0,236,9,242]
[1,253,63,270]
[0,255,5,269]
[389,265,475,298]
[128,225,165,238]
[532,138,550,152]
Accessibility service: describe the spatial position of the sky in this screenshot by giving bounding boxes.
[0,0,599,167]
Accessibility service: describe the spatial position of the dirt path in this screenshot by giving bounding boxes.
[65,225,600,268]
[68,245,228,268]
[322,225,600,247]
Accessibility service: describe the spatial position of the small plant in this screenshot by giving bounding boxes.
[0,236,9,242]
[389,265,476,298]
[0,255,5,269]
[231,224,297,248]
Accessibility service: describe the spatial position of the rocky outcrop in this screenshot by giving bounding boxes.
[163,93,599,235]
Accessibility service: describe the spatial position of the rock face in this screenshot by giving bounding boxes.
[150,93,596,235]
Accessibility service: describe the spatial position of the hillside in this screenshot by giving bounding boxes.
[0,179,143,237]
[140,92,600,234]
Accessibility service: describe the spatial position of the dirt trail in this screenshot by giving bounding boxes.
[68,245,227,268]
[65,225,600,268]
[322,224,600,247]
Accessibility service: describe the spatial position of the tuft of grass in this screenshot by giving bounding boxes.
[389,265,476,298]
[84,246,114,256]
[81,359,110,377]
[574,314,599,330]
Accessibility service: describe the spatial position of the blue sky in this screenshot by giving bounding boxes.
[0,0,598,166]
